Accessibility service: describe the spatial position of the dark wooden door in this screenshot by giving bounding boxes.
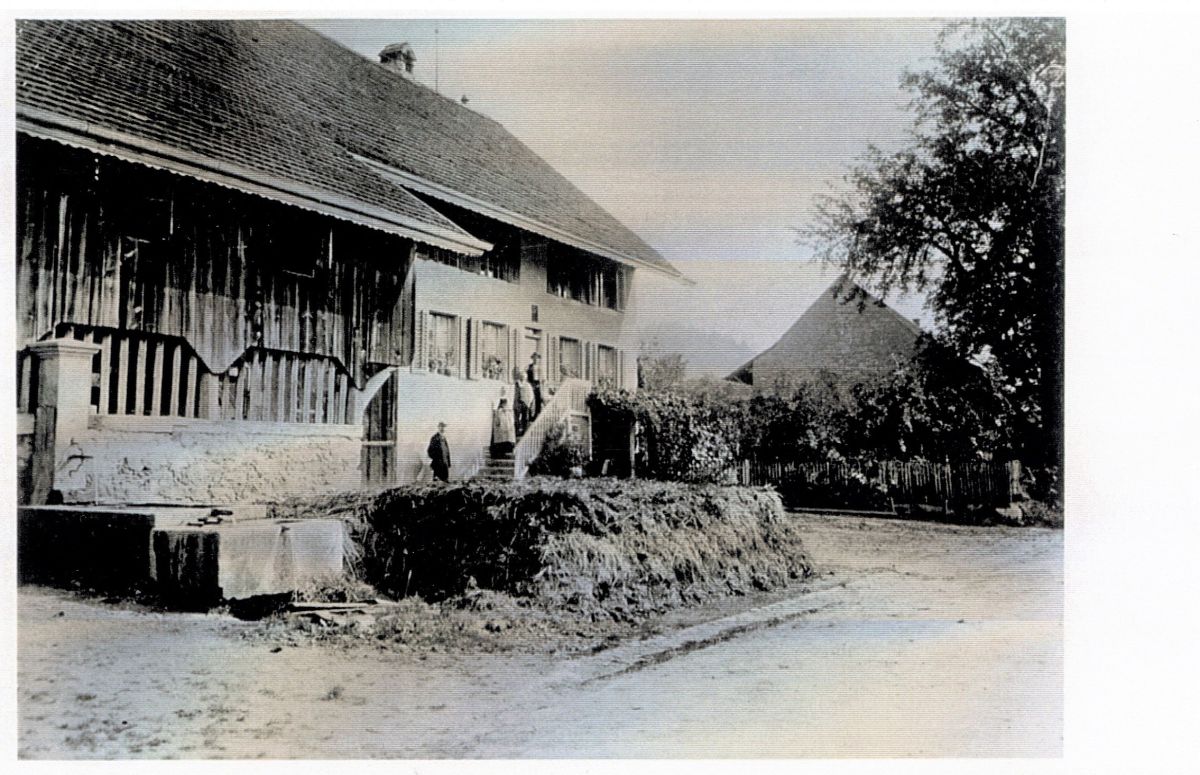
[361,371,397,486]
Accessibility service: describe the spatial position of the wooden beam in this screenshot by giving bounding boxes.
[337,372,350,424]
[232,356,246,422]
[253,350,267,421]
[270,353,284,422]
[312,360,327,424]
[288,355,301,423]
[150,338,165,416]
[93,330,109,414]
[132,337,147,415]
[199,371,218,419]
[190,356,203,418]
[169,341,184,416]
[114,335,129,415]
[324,361,337,423]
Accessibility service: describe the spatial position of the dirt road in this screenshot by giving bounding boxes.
[18,514,1061,758]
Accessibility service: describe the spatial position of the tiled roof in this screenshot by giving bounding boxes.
[16,20,678,276]
[728,275,922,385]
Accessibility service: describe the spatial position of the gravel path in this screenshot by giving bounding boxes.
[18,513,1061,758]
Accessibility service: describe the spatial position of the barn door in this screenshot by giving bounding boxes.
[361,370,398,486]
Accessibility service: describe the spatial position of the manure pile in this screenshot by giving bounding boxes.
[277,478,813,621]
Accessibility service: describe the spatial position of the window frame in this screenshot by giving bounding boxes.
[425,311,462,377]
[477,319,510,381]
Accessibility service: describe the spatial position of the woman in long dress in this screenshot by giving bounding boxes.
[491,397,516,457]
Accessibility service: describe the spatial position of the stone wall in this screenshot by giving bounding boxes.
[57,418,362,505]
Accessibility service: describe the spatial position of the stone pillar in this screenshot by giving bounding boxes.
[28,338,102,504]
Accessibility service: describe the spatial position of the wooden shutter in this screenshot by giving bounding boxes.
[551,334,561,385]
[414,310,428,372]
[510,327,520,382]
[457,316,467,378]
[468,318,482,379]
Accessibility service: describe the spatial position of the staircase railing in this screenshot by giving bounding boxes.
[513,377,592,480]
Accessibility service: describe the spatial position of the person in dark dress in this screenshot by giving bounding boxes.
[526,352,544,418]
[514,369,534,436]
[427,422,451,483]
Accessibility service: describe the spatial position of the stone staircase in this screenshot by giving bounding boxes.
[475,448,517,482]
[474,378,593,483]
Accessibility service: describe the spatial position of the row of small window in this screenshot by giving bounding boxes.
[546,260,625,311]
[421,241,627,311]
[421,242,521,283]
[422,311,622,388]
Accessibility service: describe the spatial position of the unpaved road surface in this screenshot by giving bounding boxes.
[19,514,1061,758]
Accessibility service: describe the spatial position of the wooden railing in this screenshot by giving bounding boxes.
[514,377,592,479]
[52,324,209,418]
[42,324,367,424]
[216,348,358,424]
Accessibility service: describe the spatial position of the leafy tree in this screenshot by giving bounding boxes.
[637,340,688,391]
[845,336,1013,461]
[814,18,1065,473]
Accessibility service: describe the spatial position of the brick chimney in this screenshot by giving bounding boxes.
[379,43,416,77]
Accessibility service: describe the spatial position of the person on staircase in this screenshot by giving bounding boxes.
[526,352,544,419]
[514,369,534,436]
[491,397,516,458]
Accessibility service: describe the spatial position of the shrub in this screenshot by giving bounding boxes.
[773,463,893,511]
[589,389,740,483]
[528,421,589,477]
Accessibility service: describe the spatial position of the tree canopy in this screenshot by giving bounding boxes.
[814,18,1065,476]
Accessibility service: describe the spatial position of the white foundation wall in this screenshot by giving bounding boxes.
[393,371,507,484]
[49,373,512,503]
[56,419,362,505]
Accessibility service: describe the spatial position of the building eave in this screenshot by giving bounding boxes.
[352,152,689,282]
[17,105,492,257]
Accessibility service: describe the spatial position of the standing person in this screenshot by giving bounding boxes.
[526,352,544,418]
[514,370,534,436]
[492,397,516,457]
[427,422,451,483]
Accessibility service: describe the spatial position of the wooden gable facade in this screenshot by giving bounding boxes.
[14,20,679,504]
[17,136,415,426]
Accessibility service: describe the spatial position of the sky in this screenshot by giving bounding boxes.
[305,18,945,375]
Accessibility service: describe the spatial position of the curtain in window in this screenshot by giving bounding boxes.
[428,312,458,376]
[559,337,583,379]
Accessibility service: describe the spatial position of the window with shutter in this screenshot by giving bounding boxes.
[559,337,583,380]
[426,311,459,376]
[597,344,618,389]
[478,320,509,380]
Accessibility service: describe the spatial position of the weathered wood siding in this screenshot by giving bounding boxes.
[16,136,414,387]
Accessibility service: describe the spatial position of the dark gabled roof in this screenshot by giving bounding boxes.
[728,274,922,386]
[15,20,679,277]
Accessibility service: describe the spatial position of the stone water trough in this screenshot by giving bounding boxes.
[17,505,346,609]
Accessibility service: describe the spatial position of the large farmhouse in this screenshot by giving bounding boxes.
[728,274,921,389]
[15,20,681,506]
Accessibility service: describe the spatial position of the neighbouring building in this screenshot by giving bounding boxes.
[15,20,682,505]
[727,274,922,390]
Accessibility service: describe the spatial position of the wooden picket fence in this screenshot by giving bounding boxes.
[21,323,359,423]
[736,457,1017,512]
